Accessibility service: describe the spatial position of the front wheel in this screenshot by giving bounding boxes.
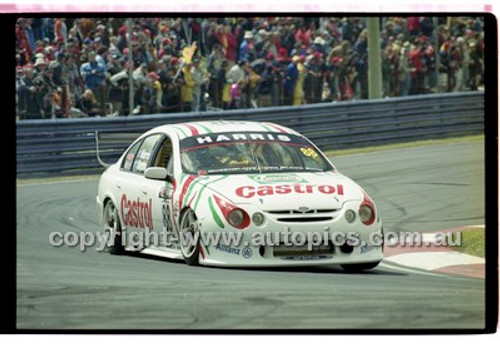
[179,209,200,266]
[341,261,380,273]
[103,200,125,255]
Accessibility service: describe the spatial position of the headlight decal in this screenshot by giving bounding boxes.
[208,196,225,228]
[213,195,250,229]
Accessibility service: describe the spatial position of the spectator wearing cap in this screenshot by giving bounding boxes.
[34,55,48,75]
[423,43,437,92]
[241,61,260,108]
[148,71,163,114]
[239,31,255,63]
[116,25,128,53]
[80,51,106,93]
[108,60,129,115]
[312,36,326,56]
[305,51,326,103]
[132,62,150,112]
[283,55,298,105]
[50,51,68,88]
[18,65,44,119]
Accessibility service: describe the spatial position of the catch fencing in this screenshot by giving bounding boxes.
[16,91,484,177]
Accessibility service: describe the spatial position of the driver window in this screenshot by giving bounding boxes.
[132,134,162,174]
[153,137,173,169]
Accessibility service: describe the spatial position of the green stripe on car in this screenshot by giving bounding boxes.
[208,196,224,228]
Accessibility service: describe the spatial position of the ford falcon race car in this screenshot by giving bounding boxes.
[96,120,383,271]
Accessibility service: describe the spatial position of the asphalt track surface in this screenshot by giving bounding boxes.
[17,140,485,329]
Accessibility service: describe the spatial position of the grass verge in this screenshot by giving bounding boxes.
[452,227,485,258]
[324,134,484,158]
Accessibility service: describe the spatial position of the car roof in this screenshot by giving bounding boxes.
[149,120,300,140]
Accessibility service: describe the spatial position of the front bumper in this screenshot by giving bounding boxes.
[198,200,384,267]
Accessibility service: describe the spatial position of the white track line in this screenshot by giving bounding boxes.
[384,251,484,271]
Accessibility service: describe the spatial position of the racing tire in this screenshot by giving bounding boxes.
[179,209,200,266]
[103,200,125,255]
[341,261,380,273]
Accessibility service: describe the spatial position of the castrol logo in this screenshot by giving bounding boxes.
[235,184,344,198]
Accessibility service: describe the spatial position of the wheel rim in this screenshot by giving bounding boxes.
[103,202,120,247]
[179,210,198,258]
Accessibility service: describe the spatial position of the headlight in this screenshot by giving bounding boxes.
[344,209,356,223]
[252,212,265,226]
[359,204,375,225]
[228,209,244,227]
[213,195,250,229]
[228,208,250,229]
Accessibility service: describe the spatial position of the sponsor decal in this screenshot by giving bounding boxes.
[235,184,345,198]
[280,255,333,261]
[180,132,301,152]
[120,194,153,229]
[194,133,291,145]
[215,243,240,255]
[242,247,253,258]
[300,147,319,158]
[249,173,306,184]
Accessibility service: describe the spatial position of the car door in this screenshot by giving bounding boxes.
[140,135,179,252]
[118,133,163,250]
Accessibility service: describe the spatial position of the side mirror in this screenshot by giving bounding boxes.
[166,174,174,183]
[144,167,168,180]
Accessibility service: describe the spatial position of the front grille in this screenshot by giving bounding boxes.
[273,243,334,257]
[276,216,333,223]
[266,209,337,215]
[266,208,338,223]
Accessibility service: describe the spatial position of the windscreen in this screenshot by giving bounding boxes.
[179,132,333,175]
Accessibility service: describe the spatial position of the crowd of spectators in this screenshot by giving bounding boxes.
[15,17,485,119]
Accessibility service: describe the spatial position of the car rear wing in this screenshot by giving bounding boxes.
[94,131,143,168]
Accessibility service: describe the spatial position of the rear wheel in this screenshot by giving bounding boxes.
[179,209,200,266]
[103,200,125,255]
[341,262,380,273]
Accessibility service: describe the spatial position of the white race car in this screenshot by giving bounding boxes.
[96,120,383,271]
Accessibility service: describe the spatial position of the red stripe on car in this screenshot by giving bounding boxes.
[178,175,197,211]
[184,123,200,136]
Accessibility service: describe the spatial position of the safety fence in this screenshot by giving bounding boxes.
[16,91,484,177]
